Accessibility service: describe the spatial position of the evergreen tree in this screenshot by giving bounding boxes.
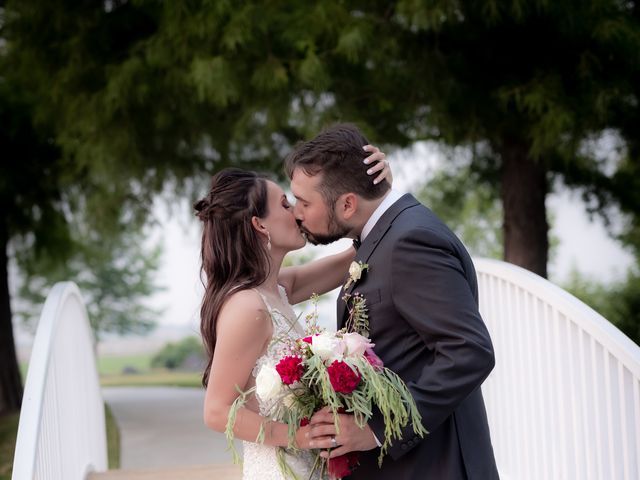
[3,0,639,413]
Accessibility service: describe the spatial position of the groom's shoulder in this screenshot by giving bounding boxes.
[393,195,451,235]
[390,197,467,251]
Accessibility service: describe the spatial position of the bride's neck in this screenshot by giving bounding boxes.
[259,249,285,296]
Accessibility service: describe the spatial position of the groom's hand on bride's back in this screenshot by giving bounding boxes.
[307,407,377,458]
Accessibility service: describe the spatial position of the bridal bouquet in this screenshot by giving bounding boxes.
[227,266,427,479]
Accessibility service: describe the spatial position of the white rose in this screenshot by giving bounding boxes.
[342,332,374,357]
[255,364,283,402]
[310,331,345,363]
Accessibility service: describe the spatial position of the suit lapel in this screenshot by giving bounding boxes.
[336,194,419,328]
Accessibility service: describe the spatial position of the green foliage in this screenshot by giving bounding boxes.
[5,0,640,234]
[282,251,317,268]
[2,0,640,386]
[14,232,164,341]
[0,412,19,480]
[105,404,120,470]
[151,336,205,370]
[564,266,640,346]
[416,158,504,259]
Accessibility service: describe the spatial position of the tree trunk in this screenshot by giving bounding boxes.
[0,215,23,415]
[500,138,549,278]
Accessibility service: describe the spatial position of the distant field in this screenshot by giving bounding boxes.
[19,353,153,379]
[98,353,201,387]
[98,354,153,375]
[20,352,202,388]
[100,371,202,388]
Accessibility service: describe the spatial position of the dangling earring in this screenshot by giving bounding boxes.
[267,231,272,251]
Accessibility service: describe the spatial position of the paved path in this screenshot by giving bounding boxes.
[102,387,242,469]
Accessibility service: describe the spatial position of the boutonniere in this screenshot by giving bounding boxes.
[344,261,368,291]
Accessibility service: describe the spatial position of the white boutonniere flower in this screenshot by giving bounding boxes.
[344,261,368,290]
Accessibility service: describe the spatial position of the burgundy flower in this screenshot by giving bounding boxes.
[299,417,310,427]
[328,452,360,478]
[327,360,361,394]
[364,348,384,370]
[275,356,304,385]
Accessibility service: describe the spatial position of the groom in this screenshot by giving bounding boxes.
[285,124,499,479]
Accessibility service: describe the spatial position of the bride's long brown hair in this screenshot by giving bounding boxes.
[194,168,271,387]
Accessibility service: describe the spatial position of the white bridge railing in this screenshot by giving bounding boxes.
[12,282,107,480]
[476,258,640,480]
[11,265,640,479]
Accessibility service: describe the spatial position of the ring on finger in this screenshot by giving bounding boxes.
[330,436,337,448]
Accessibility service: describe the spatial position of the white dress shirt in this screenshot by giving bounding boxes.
[358,189,403,447]
[360,189,404,241]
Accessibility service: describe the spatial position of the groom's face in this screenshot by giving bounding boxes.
[290,169,350,245]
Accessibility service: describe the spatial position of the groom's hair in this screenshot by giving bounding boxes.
[284,123,390,207]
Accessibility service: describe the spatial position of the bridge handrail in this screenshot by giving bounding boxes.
[12,281,107,480]
[475,258,640,480]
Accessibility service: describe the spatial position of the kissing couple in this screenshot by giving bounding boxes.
[198,124,498,480]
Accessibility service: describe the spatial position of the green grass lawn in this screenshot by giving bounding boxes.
[100,371,202,388]
[0,412,19,480]
[97,352,201,387]
[98,353,153,376]
[105,404,120,469]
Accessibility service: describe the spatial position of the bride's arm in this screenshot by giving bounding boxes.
[279,247,356,305]
[203,290,311,448]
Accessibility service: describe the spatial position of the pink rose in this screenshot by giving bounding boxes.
[341,332,374,357]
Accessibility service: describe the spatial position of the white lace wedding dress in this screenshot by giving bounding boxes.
[242,286,320,480]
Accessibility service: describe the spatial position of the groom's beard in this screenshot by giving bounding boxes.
[299,210,350,246]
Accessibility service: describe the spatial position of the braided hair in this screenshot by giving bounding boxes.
[194,168,271,387]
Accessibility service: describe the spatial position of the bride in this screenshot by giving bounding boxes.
[197,148,390,480]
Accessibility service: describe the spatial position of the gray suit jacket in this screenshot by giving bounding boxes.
[337,194,499,480]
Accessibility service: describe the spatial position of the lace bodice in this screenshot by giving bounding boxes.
[242,286,320,480]
[251,286,304,406]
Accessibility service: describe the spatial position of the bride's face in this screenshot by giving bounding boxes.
[261,180,307,252]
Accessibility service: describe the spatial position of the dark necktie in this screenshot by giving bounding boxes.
[352,237,361,250]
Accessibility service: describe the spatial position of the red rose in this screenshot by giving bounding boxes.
[302,336,313,344]
[328,452,360,478]
[299,417,310,427]
[327,360,361,394]
[275,356,304,385]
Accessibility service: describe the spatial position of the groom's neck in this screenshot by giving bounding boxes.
[351,193,389,238]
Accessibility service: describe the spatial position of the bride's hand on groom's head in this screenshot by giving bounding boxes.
[363,145,392,186]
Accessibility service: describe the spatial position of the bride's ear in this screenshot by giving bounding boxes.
[337,193,358,220]
[251,216,268,236]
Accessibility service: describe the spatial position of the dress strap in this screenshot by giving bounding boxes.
[252,288,273,312]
